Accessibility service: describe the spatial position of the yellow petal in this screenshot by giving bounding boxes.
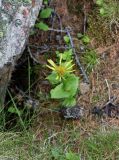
[59,54,63,65]
[68,70,75,73]
[46,65,55,71]
[67,64,75,70]
[65,60,73,67]
[47,59,57,68]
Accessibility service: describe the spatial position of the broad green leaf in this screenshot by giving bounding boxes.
[62,97,76,107]
[63,74,79,97]
[36,22,49,31]
[40,8,53,18]
[51,83,70,99]
[51,74,79,99]
[46,72,59,85]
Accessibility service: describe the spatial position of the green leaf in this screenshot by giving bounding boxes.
[56,49,72,61]
[8,106,23,115]
[77,33,83,39]
[40,8,53,18]
[46,72,59,85]
[63,74,79,97]
[51,148,61,159]
[62,97,76,107]
[66,151,80,160]
[56,51,60,56]
[64,35,70,44]
[36,22,49,31]
[51,83,70,99]
[51,74,79,99]
[43,0,48,5]
[82,35,90,44]
[100,8,106,16]
[96,0,104,6]
[8,106,17,114]
[62,49,73,61]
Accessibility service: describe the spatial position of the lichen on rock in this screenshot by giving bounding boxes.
[0,0,42,68]
[0,0,42,106]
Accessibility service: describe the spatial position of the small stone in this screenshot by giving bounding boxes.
[80,45,85,52]
[112,83,119,89]
[24,98,39,109]
[91,106,103,117]
[60,106,84,119]
[80,82,90,95]
[56,35,61,41]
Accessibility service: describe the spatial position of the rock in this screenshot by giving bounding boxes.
[60,106,84,119]
[0,0,42,107]
[91,106,103,117]
[80,82,90,95]
[24,98,39,110]
[92,103,119,118]
[112,83,119,89]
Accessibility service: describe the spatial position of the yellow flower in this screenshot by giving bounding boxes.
[46,54,75,81]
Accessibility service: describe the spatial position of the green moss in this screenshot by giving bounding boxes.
[97,0,119,23]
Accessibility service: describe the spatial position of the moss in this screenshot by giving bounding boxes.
[67,0,83,14]
[87,11,116,47]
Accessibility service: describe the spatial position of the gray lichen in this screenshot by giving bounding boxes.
[0,0,42,68]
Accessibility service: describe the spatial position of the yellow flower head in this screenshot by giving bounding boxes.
[46,54,75,81]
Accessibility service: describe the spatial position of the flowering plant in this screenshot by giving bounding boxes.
[46,50,79,107]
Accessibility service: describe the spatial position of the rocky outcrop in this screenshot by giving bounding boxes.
[0,0,42,107]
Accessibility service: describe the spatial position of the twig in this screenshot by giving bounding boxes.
[105,96,117,106]
[27,46,40,64]
[28,44,70,54]
[49,11,63,41]
[65,27,89,83]
[105,79,111,101]
[15,86,31,99]
[49,28,67,33]
[83,4,87,34]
